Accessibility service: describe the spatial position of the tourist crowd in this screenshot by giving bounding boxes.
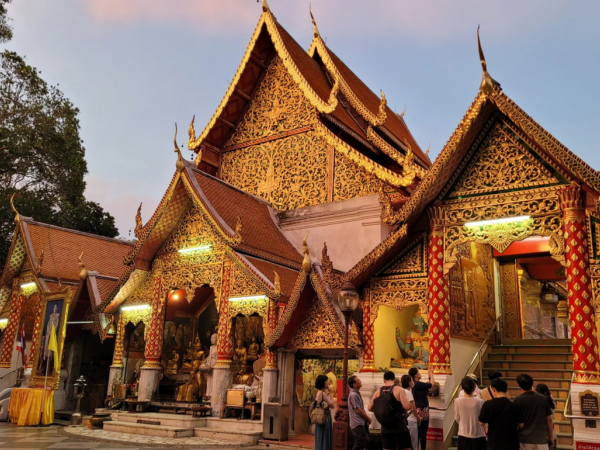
[311,368,557,450]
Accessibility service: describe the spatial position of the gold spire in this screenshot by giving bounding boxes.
[9,193,20,223]
[273,270,281,293]
[302,232,311,273]
[378,90,387,120]
[134,202,143,238]
[309,4,320,38]
[174,123,185,172]
[477,26,500,95]
[78,252,88,280]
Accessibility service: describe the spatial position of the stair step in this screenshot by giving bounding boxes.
[193,427,262,445]
[104,420,193,438]
[484,361,573,370]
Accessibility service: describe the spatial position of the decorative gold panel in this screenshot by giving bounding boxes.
[499,262,522,339]
[333,149,382,202]
[447,122,560,199]
[289,297,352,349]
[225,56,316,147]
[377,234,427,278]
[445,215,565,273]
[445,189,561,225]
[370,276,428,321]
[228,263,264,299]
[449,242,496,340]
[121,308,152,334]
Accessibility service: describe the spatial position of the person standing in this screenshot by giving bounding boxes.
[536,384,557,450]
[401,374,420,450]
[459,373,481,398]
[481,371,510,402]
[409,365,435,450]
[347,376,371,450]
[454,377,486,450]
[478,378,524,450]
[513,374,554,450]
[314,374,334,450]
[368,371,412,450]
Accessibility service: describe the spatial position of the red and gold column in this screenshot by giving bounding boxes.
[143,271,165,368]
[0,281,24,368]
[26,294,43,370]
[112,315,126,368]
[265,298,278,369]
[216,261,234,366]
[427,206,452,375]
[360,288,377,372]
[559,186,600,384]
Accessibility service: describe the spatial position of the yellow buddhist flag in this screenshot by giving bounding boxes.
[47,324,60,374]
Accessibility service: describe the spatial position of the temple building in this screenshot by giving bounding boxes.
[0,1,598,448]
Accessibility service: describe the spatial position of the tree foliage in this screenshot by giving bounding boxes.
[0,1,119,267]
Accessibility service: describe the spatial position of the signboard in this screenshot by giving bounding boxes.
[579,390,600,417]
[426,427,444,442]
[576,442,600,450]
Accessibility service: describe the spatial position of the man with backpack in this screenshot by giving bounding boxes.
[368,371,413,450]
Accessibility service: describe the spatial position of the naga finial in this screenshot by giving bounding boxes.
[188,115,196,144]
[174,123,185,173]
[399,106,406,118]
[477,26,500,95]
[235,215,243,237]
[262,0,269,12]
[9,193,19,222]
[78,252,88,280]
[273,270,281,293]
[301,232,311,273]
[309,4,320,38]
[425,143,431,157]
[35,249,44,275]
[134,202,143,238]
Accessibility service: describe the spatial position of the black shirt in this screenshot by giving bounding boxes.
[479,397,524,450]
[513,391,553,444]
[378,386,408,433]
[412,380,432,409]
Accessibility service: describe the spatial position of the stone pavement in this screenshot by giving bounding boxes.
[0,422,298,450]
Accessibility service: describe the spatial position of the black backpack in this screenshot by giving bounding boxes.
[372,386,404,427]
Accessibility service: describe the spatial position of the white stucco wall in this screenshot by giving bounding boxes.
[278,194,390,272]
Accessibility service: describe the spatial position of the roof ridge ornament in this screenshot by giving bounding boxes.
[9,193,19,223]
[273,270,281,294]
[174,123,185,173]
[302,232,311,273]
[477,26,500,95]
[373,90,387,126]
[134,202,143,239]
[78,252,88,280]
[309,4,320,38]
[262,0,269,13]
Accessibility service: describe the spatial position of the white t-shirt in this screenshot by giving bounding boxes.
[404,389,417,423]
[454,396,486,438]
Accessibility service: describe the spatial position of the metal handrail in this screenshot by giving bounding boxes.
[430,315,502,411]
[562,373,600,421]
[0,366,23,380]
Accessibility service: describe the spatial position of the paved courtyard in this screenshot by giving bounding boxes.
[0,423,299,450]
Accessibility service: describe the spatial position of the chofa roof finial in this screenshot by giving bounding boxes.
[78,252,88,280]
[134,202,143,238]
[174,123,185,173]
[477,26,500,95]
[262,0,269,13]
[302,232,311,273]
[9,193,19,223]
[309,4,320,38]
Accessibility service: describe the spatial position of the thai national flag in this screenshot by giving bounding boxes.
[16,327,26,365]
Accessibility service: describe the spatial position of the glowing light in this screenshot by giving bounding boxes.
[172,294,179,300]
[0,319,7,325]
[178,245,211,254]
[228,295,268,302]
[20,282,36,288]
[465,215,530,228]
[121,304,150,311]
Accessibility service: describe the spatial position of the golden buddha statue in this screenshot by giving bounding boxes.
[164,350,180,375]
[233,339,248,365]
[176,370,199,402]
[236,365,254,386]
[176,339,207,401]
[247,337,260,361]
[181,338,206,373]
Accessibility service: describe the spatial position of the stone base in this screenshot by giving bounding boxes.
[54,369,68,410]
[137,367,161,401]
[104,421,193,438]
[210,366,232,418]
[569,382,600,446]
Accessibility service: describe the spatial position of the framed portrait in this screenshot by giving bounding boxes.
[29,289,72,389]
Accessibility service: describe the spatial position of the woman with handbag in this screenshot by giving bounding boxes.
[312,374,334,450]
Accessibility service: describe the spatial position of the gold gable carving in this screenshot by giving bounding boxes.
[290,298,344,349]
[334,150,382,202]
[377,235,426,278]
[449,122,559,198]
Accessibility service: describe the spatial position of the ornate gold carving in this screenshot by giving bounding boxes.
[188,9,338,151]
[445,215,565,274]
[367,125,426,179]
[499,262,521,339]
[302,233,311,274]
[450,242,496,340]
[448,123,559,198]
[379,189,397,225]
[378,235,427,278]
[371,278,427,292]
[121,308,151,334]
[445,189,560,225]
[371,287,427,320]
[321,242,341,289]
[333,148,382,201]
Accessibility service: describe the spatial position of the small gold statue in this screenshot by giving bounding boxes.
[247,337,260,361]
[236,365,254,386]
[233,339,248,365]
[164,350,180,375]
[181,338,206,373]
[176,370,199,402]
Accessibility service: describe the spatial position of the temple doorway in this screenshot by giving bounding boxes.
[158,285,218,401]
[496,237,570,341]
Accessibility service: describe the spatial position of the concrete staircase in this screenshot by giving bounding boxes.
[103,411,263,445]
[449,339,573,450]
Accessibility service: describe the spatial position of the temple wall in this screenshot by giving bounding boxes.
[449,338,484,382]
[279,194,390,272]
